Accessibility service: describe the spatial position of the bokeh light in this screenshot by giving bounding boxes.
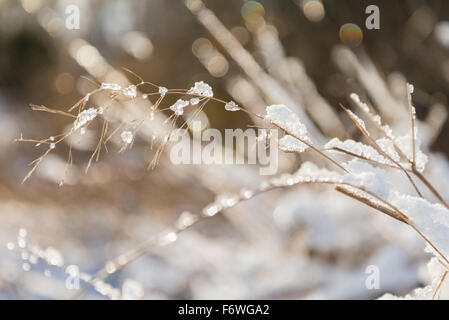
[121,31,153,60]
[241,1,265,22]
[54,72,74,94]
[339,23,363,48]
[302,0,325,22]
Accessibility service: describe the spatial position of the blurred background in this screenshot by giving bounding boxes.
[2,0,449,299]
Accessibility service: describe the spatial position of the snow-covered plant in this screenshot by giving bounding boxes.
[17,71,449,299]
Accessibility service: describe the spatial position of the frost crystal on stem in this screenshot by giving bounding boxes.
[224,101,240,112]
[395,133,428,172]
[187,81,213,98]
[346,109,369,136]
[265,104,311,143]
[170,99,189,116]
[122,85,137,98]
[159,86,168,96]
[325,138,394,165]
[101,83,122,91]
[279,135,308,152]
[190,98,200,105]
[73,108,98,130]
[350,93,370,113]
[121,131,133,144]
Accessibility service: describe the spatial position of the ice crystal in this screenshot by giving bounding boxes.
[101,83,122,90]
[395,133,428,172]
[215,193,239,208]
[375,138,400,162]
[188,81,213,98]
[342,160,391,197]
[279,135,308,152]
[265,104,311,143]
[224,101,240,111]
[350,93,370,113]
[190,98,200,105]
[240,188,254,199]
[170,99,189,116]
[159,230,178,245]
[122,85,137,98]
[159,86,168,96]
[121,131,133,144]
[270,162,342,187]
[325,138,393,165]
[44,247,64,267]
[203,203,221,217]
[346,109,369,135]
[73,107,98,130]
[391,194,449,258]
[175,211,198,230]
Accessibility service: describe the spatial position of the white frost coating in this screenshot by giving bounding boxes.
[346,109,369,135]
[349,93,370,113]
[411,106,417,120]
[175,211,198,230]
[265,104,311,143]
[224,101,240,111]
[121,131,133,144]
[342,160,391,198]
[390,194,449,259]
[215,193,239,208]
[202,203,221,217]
[101,83,137,97]
[190,98,200,106]
[375,116,394,139]
[122,85,137,98]
[271,160,391,199]
[159,86,168,96]
[336,184,394,214]
[73,107,98,130]
[170,99,189,115]
[270,162,342,187]
[395,133,428,172]
[351,95,395,139]
[375,138,401,162]
[44,247,64,267]
[188,81,213,97]
[296,162,341,182]
[101,83,122,91]
[325,138,394,166]
[279,135,308,152]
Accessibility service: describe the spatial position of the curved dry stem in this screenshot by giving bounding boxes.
[340,103,423,198]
